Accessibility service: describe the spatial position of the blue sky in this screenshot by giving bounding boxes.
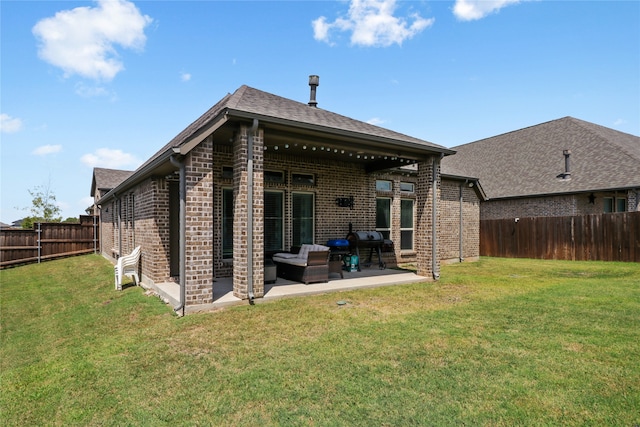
[1,0,638,224]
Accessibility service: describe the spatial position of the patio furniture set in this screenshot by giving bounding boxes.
[270,234,391,285]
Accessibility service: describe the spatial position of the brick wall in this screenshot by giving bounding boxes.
[100,126,483,307]
[232,125,265,299]
[438,180,480,262]
[129,178,171,286]
[481,190,639,220]
[184,139,215,305]
[415,158,437,278]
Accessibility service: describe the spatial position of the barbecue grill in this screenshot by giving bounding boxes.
[346,230,388,270]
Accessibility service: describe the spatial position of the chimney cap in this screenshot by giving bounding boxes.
[309,75,319,86]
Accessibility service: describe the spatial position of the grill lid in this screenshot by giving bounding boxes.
[349,231,384,242]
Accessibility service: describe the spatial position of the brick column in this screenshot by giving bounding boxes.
[233,124,265,299]
[184,139,215,306]
[415,156,440,279]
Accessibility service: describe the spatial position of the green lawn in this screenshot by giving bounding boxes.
[1,255,639,426]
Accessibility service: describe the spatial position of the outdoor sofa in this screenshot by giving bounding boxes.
[272,244,330,284]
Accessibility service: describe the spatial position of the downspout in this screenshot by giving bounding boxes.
[459,180,466,262]
[117,195,122,258]
[432,154,443,280]
[98,206,103,256]
[247,119,259,304]
[170,154,186,316]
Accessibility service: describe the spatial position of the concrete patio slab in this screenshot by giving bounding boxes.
[145,267,429,314]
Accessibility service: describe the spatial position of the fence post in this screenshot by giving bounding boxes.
[37,222,42,264]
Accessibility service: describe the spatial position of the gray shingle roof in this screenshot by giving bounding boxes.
[91,168,134,196]
[441,117,640,200]
[138,85,450,172]
[226,86,447,149]
[101,84,453,203]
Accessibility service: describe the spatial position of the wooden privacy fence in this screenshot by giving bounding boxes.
[0,215,99,268]
[480,211,640,262]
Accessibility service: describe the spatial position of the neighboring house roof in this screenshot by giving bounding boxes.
[441,117,640,200]
[100,85,453,203]
[91,168,134,197]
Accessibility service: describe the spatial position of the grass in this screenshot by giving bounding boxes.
[1,255,639,426]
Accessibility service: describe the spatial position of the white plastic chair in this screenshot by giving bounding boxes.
[114,246,141,290]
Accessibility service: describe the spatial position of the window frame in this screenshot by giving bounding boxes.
[400,182,415,193]
[400,198,415,251]
[376,197,392,240]
[376,180,392,192]
[264,190,285,252]
[222,188,234,259]
[292,173,315,186]
[292,191,315,247]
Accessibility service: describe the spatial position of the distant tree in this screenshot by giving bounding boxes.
[20,184,62,229]
[62,217,80,223]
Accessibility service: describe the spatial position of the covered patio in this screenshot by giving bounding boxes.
[149,266,427,313]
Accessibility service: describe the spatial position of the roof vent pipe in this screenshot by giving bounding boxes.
[308,75,319,107]
[563,149,571,179]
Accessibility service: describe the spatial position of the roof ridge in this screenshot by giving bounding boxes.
[450,117,572,149]
[568,117,640,161]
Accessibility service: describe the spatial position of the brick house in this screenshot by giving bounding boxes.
[441,117,640,220]
[88,168,133,216]
[96,81,483,313]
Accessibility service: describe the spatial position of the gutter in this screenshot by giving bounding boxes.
[247,119,259,304]
[226,108,456,157]
[170,153,186,316]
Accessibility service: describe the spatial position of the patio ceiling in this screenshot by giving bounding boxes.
[213,119,441,173]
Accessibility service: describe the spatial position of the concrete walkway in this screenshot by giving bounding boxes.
[148,267,428,314]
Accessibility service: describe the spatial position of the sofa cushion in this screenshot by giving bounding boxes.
[273,256,308,267]
[273,252,298,259]
[297,244,312,261]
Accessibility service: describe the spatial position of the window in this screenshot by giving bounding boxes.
[400,199,414,251]
[376,180,392,192]
[292,173,315,186]
[604,197,626,213]
[293,192,314,246]
[265,170,285,184]
[604,198,613,213]
[222,166,233,180]
[265,191,284,252]
[400,182,415,193]
[222,189,234,258]
[376,198,391,239]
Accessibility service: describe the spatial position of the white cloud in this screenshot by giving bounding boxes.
[0,114,24,133]
[81,148,140,169]
[32,144,62,156]
[613,118,626,126]
[367,117,386,126]
[32,0,152,81]
[181,72,192,82]
[313,0,434,47]
[453,0,522,21]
